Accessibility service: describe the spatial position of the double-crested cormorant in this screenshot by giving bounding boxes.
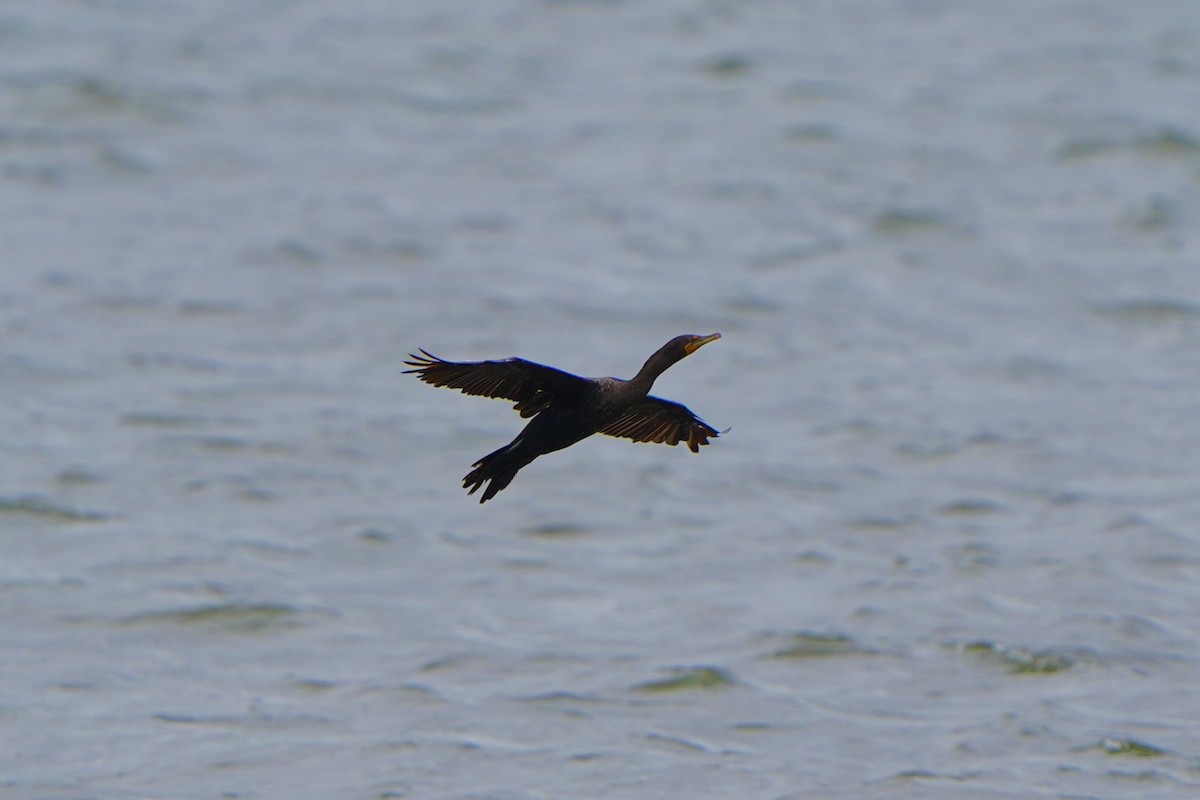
[404,333,722,502]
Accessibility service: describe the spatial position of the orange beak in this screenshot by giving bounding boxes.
[683,333,721,355]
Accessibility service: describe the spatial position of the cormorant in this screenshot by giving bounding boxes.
[404,333,722,502]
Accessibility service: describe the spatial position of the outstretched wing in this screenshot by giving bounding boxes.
[403,349,589,418]
[598,396,720,453]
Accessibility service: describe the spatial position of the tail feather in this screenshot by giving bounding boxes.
[463,441,530,503]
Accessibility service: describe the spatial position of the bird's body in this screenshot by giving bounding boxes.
[404,334,722,502]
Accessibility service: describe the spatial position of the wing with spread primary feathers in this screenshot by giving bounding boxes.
[598,396,720,453]
[403,349,590,417]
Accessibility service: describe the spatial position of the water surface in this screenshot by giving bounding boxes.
[2,1,1199,798]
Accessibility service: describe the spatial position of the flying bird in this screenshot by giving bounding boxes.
[404,333,722,503]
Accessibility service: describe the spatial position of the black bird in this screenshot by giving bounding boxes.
[404,333,722,503]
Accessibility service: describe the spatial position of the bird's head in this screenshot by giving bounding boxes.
[681,332,721,356]
[632,333,722,388]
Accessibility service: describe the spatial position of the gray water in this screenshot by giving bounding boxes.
[2,1,1199,798]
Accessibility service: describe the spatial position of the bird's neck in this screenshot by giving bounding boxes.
[627,348,682,394]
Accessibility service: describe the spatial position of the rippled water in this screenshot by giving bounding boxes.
[2,1,1199,798]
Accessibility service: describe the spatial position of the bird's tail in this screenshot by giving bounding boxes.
[463,440,533,503]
